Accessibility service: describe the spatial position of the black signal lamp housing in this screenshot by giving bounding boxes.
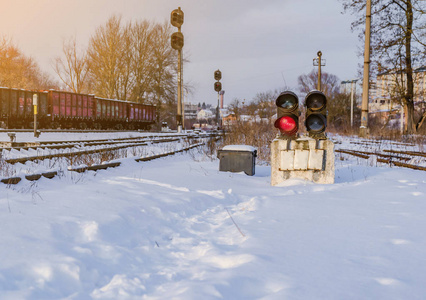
[305,90,327,139]
[274,91,299,138]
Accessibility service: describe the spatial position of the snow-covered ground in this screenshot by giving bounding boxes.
[0,133,426,299]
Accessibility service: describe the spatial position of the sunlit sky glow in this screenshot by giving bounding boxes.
[0,0,360,105]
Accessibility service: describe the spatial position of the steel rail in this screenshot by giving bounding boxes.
[0,140,214,184]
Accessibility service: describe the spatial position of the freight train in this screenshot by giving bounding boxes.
[0,87,156,130]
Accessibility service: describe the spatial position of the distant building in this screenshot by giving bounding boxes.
[374,66,426,113]
[222,113,237,127]
[184,103,199,120]
[197,109,214,120]
[366,66,426,124]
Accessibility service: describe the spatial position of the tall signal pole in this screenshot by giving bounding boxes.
[360,0,371,137]
[170,7,184,132]
[313,51,325,91]
[214,70,222,129]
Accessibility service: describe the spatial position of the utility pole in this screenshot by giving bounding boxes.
[360,0,371,137]
[313,51,325,91]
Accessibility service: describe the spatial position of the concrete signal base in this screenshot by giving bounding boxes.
[270,137,335,185]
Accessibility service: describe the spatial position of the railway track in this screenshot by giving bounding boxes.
[0,134,220,185]
[0,133,199,150]
[1,133,218,164]
[0,134,192,153]
[335,139,426,172]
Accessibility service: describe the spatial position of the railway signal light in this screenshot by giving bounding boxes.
[171,32,184,50]
[214,70,222,81]
[214,81,222,92]
[305,90,327,139]
[274,91,299,138]
[171,7,184,28]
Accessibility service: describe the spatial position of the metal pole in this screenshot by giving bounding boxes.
[33,94,38,137]
[350,81,354,128]
[34,108,37,137]
[181,49,184,131]
[182,90,185,131]
[217,92,220,129]
[317,51,322,91]
[360,0,371,137]
[177,37,182,133]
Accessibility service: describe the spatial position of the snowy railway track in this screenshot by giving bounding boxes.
[0,133,212,165]
[0,138,216,185]
[0,134,190,151]
[0,131,222,185]
[335,137,426,172]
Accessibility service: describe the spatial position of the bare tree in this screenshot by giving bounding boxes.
[149,21,179,124]
[298,70,340,98]
[87,15,127,99]
[252,90,284,120]
[53,36,89,93]
[150,22,178,105]
[0,37,56,90]
[297,70,359,131]
[86,16,181,113]
[228,98,243,120]
[129,20,154,103]
[341,0,426,133]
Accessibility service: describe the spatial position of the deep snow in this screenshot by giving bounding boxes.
[0,133,425,299]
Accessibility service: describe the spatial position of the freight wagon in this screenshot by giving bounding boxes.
[0,88,156,130]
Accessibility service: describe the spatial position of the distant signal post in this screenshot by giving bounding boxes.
[313,51,326,91]
[214,69,222,128]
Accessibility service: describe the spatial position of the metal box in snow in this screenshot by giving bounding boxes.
[217,145,257,176]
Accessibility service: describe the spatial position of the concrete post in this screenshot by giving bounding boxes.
[360,0,371,137]
[271,137,335,185]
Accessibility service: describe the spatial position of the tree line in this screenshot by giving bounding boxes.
[0,37,57,90]
[54,15,182,124]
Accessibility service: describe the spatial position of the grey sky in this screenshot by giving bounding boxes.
[0,0,360,105]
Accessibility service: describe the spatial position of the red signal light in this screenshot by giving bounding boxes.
[274,116,298,136]
[214,81,222,92]
[274,91,299,138]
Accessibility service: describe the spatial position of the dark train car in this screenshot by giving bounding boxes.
[0,87,49,129]
[48,90,95,129]
[128,102,156,130]
[94,97,128,129]
[0,86,156,130]
[95,97,156,130]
